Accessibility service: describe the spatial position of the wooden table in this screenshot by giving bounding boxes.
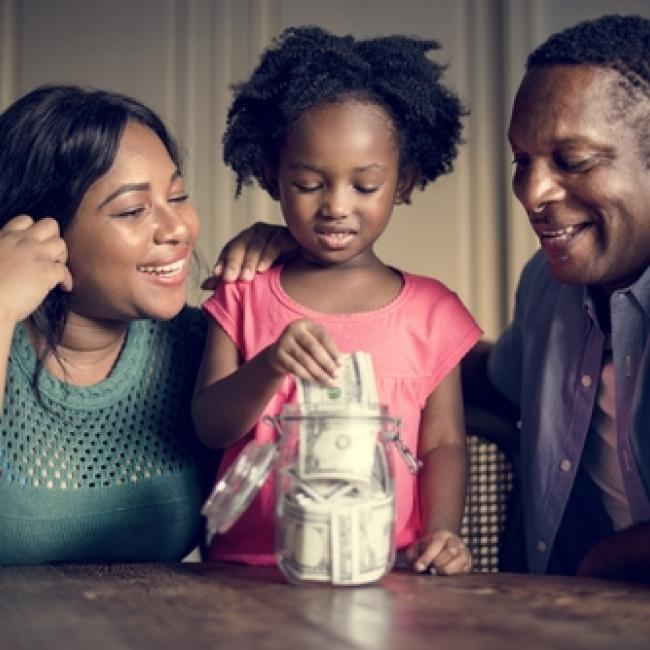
[2,563,650,650]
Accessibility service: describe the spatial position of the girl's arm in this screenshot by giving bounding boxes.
[192,321,286,449]
[192,318,340,449]
[406,364,472,574]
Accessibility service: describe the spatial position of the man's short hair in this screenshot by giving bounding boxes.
[527,14,649,92]
[526,14,650,164]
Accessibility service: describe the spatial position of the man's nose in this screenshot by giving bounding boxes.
[514,161,565,216]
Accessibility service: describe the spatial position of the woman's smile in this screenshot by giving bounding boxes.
[136,250,191,285]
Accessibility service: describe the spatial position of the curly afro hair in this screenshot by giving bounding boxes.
[223,25,466,196]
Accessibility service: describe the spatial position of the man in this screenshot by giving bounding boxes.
[210,14,650,580]
[480,14,650,579]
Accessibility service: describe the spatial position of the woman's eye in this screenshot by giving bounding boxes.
[113,207,145,218]
[169,193,189,204]
[511,155,528,168]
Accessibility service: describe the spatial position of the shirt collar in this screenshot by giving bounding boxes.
[628,264,650,319]
[562,266,650,323]
[580,264,650,322]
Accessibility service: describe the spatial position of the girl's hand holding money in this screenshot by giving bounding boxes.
[406,530,472,575]
[266,319,341,386]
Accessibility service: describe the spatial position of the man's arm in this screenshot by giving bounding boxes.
[577,523,650,583]
[461,340,520,421]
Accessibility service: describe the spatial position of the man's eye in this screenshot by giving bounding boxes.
[557,158,593,173]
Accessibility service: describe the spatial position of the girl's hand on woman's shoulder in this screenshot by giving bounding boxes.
[0,215,73,325]
[202,222,297,288]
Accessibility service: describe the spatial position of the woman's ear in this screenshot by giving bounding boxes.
[394,163,420,205]
[260,163,280,201]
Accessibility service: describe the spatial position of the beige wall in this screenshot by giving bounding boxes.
[1,0,649,336]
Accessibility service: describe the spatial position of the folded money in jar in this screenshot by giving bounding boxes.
[202,351,419,586]
[279,488,394,585]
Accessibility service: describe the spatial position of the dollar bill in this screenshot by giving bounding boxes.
[293,351,388,484]
[278,495,333,582]
[295,351,379,406]
[330,496,393,585]
[297,410,378,483]
[277,489,394,585]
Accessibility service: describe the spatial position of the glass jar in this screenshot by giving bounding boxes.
[202,402,420,586]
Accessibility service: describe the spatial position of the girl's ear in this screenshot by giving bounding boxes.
[261,163,280,201]
[394,163,420,205]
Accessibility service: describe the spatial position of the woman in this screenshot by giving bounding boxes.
[0,84,215,564]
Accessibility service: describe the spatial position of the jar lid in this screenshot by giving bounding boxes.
[201,440,277,540]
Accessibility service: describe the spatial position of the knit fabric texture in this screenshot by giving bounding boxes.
[0,307,210,565]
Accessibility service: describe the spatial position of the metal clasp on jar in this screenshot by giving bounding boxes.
[384,417,422,474]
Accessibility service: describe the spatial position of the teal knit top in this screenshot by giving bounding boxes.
[0,307,212,565]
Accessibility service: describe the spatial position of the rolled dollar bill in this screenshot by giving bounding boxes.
[277,489,393,585]
[297,406,379,484]
[295,351,379,406]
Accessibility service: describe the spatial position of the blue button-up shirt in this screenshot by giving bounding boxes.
[489,250,650,573]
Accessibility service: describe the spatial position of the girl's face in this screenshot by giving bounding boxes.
[64,121,200,322]
[270,100,415,267]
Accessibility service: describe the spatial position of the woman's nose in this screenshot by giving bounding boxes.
[513,160,565,216]
[153,204,191,244]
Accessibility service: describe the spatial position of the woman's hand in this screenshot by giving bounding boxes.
[0,215,73,325]
[202,222,297,289]
[406,530,473,575]
[264,319,341,386]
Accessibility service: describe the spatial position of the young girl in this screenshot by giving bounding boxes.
[193,26,482,574]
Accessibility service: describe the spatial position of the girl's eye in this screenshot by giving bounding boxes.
[294,183,322,193]
[355,186,379,194]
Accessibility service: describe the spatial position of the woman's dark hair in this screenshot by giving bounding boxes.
[223,25,466,196]
[0,84,182,364]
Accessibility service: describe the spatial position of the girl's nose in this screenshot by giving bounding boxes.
[513,160,565,216]
[321,186,351,219]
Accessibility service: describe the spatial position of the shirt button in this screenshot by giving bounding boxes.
[537,540,547,553]
[560,459,572,472]
[581,375,592,388]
